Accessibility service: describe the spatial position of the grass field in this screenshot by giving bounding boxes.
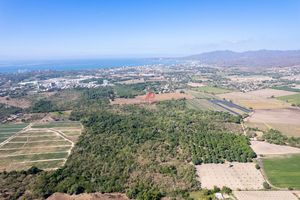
[192,86,231,94]
[263,154,300,189]
[0,123,28,143]
[277,93,300,106]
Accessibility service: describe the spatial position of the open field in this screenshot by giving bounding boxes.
[233,191,299,200]
[0,121,82,171]
[196,162,265,190]
[218,89,295,109]
[277,93,300,106]
[192,85,231,94]
[251,141,300,155]
[263,154,300,189]
[186,90,216,99]
[111,92,193,105]
[245,108,300,136]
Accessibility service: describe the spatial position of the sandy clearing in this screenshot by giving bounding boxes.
[111,92,193,105]
[245,108,300,136]
[47,192,129,200]
[196,162,265,190]
[233,191,299,200]
[250,141,300,155]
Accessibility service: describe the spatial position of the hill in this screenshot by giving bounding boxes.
[186,50,300,68]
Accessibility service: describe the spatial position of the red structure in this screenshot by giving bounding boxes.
[145,92,155,103]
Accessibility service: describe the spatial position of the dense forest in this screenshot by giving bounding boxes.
[0,88,255,200]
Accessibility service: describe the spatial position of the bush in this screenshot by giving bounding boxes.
[263,182,271,189]
[221,186,232,194]
[255,163,260,169]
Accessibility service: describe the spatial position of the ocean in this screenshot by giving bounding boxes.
[0,58,178,74]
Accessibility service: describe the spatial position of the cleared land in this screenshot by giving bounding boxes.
[251,141,300,155]
[218,89,295,109]
[111,92,193,105]
[234,191,299,200]
[245,108,300,136]
[263,154,300,189]
[196,162,265,190]
[0,121,82,171]
[0,97,31,108]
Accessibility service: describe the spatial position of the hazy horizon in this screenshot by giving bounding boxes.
[1,0,300,60]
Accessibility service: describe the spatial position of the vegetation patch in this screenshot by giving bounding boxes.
[277,93,300,107]
[192,86,231,94]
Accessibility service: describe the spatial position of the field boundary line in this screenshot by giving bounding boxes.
[0,151,69,158]
[0,145,72,150]
[18,158,67,163]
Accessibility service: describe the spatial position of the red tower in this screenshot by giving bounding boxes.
[145,92,155,103]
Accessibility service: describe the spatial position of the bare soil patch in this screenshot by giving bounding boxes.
[233,191,299,200]
[245,108,300,136]
[47,192,129,200]
[250,141,300,155]
[196,162,265,190]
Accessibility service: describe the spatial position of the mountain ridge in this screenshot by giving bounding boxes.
[185,50,300,67]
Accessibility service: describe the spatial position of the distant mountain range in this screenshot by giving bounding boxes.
[185,50,300,68]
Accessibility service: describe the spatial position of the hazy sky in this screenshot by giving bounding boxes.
[0,0,299,59]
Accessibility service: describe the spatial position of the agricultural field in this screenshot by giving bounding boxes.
[245,108,300,136]
[250,141,300,155]
[186,90,216,99]
[218,89,295,109]
[0,123,28,143]
[233,191,299,200]
[196,162,265,190]
[277,93,300,106]
[262,154,300,189]
[209,99,250,115]
[186,99,227,112]
[111,92,193,105]
[0,121,82,171]
[192,85,231,94]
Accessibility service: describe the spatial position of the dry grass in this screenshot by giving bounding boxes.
[0,96,31,108]
[196,162,265,190]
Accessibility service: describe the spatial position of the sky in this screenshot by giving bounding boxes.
[0,0,299,60]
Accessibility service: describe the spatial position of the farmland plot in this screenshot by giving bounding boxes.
[218,89,294,109]
[234,191,299,200]
[196,162,265,190]
[0,121,82,171]
[251,141,300,155]
[245,108,300,136]
[0,123,28,143]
